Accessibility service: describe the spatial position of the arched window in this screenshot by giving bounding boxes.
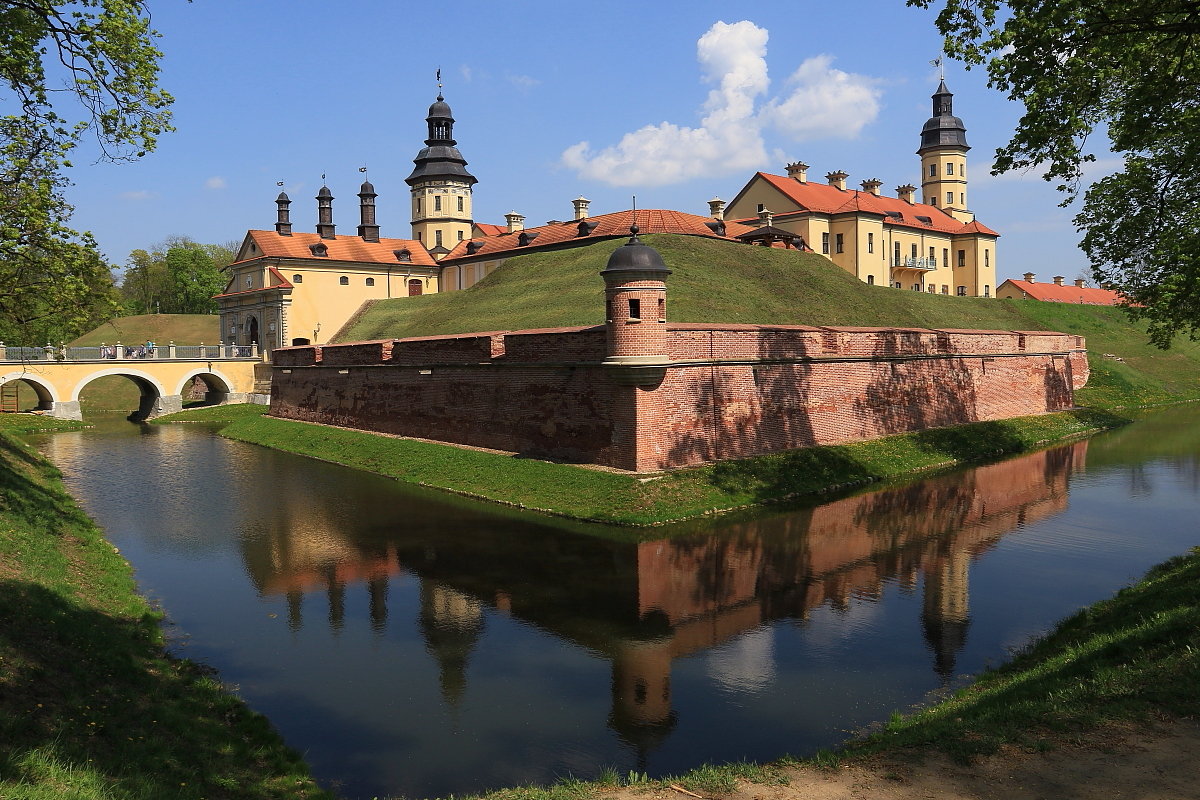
[292,274,303,283]
[365,277,375,287]
[339,276,349,285]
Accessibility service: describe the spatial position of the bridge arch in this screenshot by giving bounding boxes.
[71,368,171,421]
[174,367,238,405]
[0,372,57,412]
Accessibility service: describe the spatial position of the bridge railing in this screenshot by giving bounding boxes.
[0,342,260,362]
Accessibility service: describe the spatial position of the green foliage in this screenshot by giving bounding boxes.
[908,0,1200,345]
[119,236,236,315]
[0,1,173,344]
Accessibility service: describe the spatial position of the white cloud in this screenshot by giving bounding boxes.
[205,176,227,190]
[506,73,540,90]
[562,21,882,187]
[459,64,473,82]
[120,190,154,200]
[763,54,881,141]
[562,20,770,187]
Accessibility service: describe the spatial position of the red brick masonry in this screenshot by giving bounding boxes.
[269,324,1088,472]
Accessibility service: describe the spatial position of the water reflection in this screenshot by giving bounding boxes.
[236,439,1087,764]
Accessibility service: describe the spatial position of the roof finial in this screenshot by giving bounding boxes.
[436,67,443,99]
[629,195,639,240]
[930,55,945,81]
[359,166,368,178]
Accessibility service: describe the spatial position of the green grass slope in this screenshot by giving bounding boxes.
[337,234,1200,408]
[68,314,219,347]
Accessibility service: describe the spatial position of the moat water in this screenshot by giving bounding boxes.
[29,405,1200,800]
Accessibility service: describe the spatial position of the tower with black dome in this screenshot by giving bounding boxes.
[918,80,972,223]
[406,91,477,258]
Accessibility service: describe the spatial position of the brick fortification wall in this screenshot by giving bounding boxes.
[269,323,1088,472]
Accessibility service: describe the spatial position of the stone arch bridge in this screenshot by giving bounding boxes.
[0,343,265,420]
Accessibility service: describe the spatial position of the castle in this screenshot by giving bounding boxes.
[216,80,998,355]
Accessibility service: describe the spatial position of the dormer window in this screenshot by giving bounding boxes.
[466,240,485,255]
[577,220,599,237]
[517,231,539,247]
[310,243,328,257]
[394,249,412,263]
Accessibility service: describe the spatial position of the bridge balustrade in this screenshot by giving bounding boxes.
[0,342,259,362]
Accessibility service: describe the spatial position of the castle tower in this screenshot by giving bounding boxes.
[405,92,477,258]
[315,185,336,239]
[918,80,973,223]
[600,223,671,376]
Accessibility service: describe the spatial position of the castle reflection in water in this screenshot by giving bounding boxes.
[239,441,1086,757]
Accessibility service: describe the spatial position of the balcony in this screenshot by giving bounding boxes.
[891,256,937,270]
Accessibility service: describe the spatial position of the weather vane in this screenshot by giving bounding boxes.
[276,181,284,187]
[930,56,945,81]
[436,67,442,91]
[359,166,368,178]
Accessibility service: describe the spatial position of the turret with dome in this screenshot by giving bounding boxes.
[405,90,477,257]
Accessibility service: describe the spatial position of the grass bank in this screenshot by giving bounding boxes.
[156,404,1127,526]
[0,416,331,800]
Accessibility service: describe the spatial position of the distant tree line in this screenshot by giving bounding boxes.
[119,236,236,317]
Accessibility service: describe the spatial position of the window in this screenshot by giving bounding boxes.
[821,232,830,254]
[434,195,442,212]
[957,285,967,296]
[946,163,954,175]
[435,230,443,247]
[946,191,954,205]
[417,231,423,243]
[657,298,664,319]
[757,203,765,212]
[929,246,935,262]
[983,284,991,297]
[957,249,966,267]
[942,285,949,294]
[339,276,349,285]
[928,285,936,292]
[894,281,903,289]
[943,248,949,268]
[292,274,303,283]
[929,163,937,177]
[984,249,990,267]
[365,277,375,287]
[457,196,464,212]
[930,196,937,206]
[894,241,901,265]
[960,193,965,205]
[628,298,641,320]
[912,283,921,291]
[867,232,874,253]
[867,274,875,285]
[835,233,844,253]
[457,230,464,241]
[911,243,918,259]
[416,198,422,214]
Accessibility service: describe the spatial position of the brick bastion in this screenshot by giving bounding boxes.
[268,233,1088,473]
[269,323,1088,473]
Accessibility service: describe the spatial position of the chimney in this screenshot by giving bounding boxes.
[1074,278,1086,288]
[785,161,809,182]
[572,196,591,221]
[275,191,292,236]
[1024,272,1036,282]
[505,211,525,233]
[357,181,380,243]
[757,208,773,228]
[1053,275,1065,286]
[896,184,917,204]
[315,186,336,239]
[826,170,849,190]
[708,197,725,220]
[861,178,883,196]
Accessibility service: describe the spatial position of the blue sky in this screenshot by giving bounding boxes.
[61,0,1108,285]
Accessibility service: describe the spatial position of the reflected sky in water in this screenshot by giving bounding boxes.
[29,405,1200,799]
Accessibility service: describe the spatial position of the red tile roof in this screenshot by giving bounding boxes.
[441,209,757,262]
[233,230,438,268]
[999,279,1125,306]
[747,172,998,237]
[473,223,507,236]
[214,267,294,299]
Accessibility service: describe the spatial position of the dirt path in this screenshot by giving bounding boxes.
[605,718,1200,800]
